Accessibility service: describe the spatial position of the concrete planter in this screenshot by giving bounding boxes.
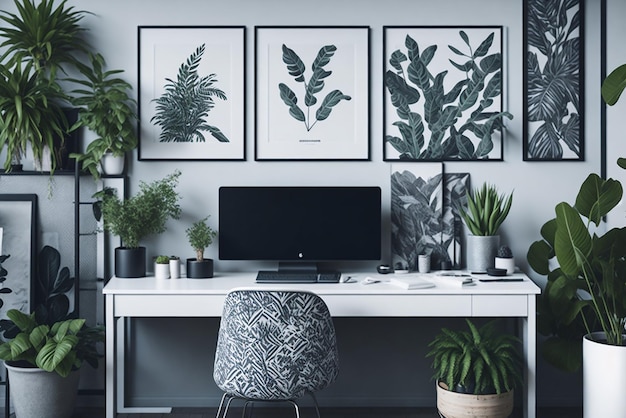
[5,362,80,418]
[466,235,500,273]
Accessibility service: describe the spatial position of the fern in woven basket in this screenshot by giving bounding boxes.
[426,319,522,395]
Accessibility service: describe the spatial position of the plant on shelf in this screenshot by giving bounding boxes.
[0,0,91,173]
[458,182,513,237]
[98,170,182,278]
[154,255,170,280]
[426,319,522,417]
[68,52,137,179]
[185,216,217,278]
[495,245,515,275]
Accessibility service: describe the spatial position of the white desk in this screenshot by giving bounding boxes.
[103,271,540,418]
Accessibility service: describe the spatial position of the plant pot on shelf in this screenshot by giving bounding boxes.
[495,256,515,275]
[5,362,80,418]
[466,235,500,273]
[115,247,146,278]
[100,151,125,176]
[186,258,213,278]
[169,258,181,279]
[583,332,626,418]
[154,262,170,280]
[436,381,513,418]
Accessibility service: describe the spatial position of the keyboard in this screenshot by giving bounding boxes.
[256,271,342,283]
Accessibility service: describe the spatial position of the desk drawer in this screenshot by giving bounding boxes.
[114,295,226,317]
[323,295,472,317]
[472,295,528,316]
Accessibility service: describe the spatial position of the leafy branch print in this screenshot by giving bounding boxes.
[0,254,13,310]
[385,29,512,160]
[526,0,581,159]
[278,44,351,131]
[151,44,229,143]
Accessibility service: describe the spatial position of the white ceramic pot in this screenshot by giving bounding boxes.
[583,332,626,418]
[169,258,181,279]
[466,235,500,273]
[100,152,125,176]
[5,363,80,418]
[154,262,170,280]
[494,256,515,275]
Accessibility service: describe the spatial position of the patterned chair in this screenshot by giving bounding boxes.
[213,289,339,418]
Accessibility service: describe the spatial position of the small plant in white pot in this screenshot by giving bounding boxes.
[154,255,170,280]
[186,216,217,278]
[169,255,181,279]
[494,245,515,275]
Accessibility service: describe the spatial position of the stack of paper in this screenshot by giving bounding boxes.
[387,276,435,290]
[435,273,475,287]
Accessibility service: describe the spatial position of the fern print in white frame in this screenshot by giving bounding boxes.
[138,26,245,161]
[255,26,370,161]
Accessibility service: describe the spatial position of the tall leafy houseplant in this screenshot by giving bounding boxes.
[0,0,90,172]
[151,44,229,143]
[68,53,138,179]
[427,319,521,417]
[384,30,512,160]
[185,216,217,279]
[100,170,182,278]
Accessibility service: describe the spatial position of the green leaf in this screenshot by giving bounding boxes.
[574,173,622,226]
[315,90,351,121]
[389,50,407,72]
[305,68,331,106]
[281,44,305,83]
[602,63,626,105]
[278,83,305,122]
[474,32,495,58]
[206,126,229,143]
[554,202,592,277]
[311,45,336,72]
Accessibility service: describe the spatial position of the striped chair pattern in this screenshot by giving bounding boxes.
[213,289,339,418]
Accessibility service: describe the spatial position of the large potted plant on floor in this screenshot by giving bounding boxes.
[185,216,217,278]
[426,319,522,418]
[0,309,104,418]
[99,170,182,278]
[528,63,626,418]
[68,52,137,179]
[0,0,91,173]
[458,182,513,273]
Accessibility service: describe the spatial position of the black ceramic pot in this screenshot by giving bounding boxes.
[115,247,146,278]
[186,258,213,278]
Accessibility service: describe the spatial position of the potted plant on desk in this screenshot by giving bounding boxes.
[458,182,513,273]
[98,170,181,278]
[426,319,522,418]
[0,309,104,418]
[185,216,217,278]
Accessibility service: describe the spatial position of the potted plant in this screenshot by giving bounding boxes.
[169,255,181,279]
[494,245,515,275]
[185,216,217,278]
[154,255,170,280]
[458,182,513,273]
[0,308,104,418]
[0,0,91,173]
[527,63,626,418]
[68,52,138,179]
[426,319,522,418]
[98,170,182,278]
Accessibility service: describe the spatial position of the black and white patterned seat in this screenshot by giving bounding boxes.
[213,289,339,418]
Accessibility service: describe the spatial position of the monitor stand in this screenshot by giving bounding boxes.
[255,262,341,283]
[277,261,320,274]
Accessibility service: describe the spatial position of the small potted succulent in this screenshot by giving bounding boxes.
[154,255,170,280]
[494,245,515,275]
[185,216,217,278]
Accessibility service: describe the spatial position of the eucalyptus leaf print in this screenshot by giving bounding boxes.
[279,44,351,131]
[384,27,511,161]
[151,44,229,143]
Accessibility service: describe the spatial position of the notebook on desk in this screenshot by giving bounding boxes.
[387,275,435,289]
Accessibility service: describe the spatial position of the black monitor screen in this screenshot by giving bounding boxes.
[219,186,381,264]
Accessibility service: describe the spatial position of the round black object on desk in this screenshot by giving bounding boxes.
[486,267,507,277]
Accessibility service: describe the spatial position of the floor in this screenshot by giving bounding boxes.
[61,406,581,418]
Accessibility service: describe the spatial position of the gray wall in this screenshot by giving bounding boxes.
[2,0,625,409]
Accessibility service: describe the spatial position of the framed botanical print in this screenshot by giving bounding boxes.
[138,26,246,161]
[255,26,370,160]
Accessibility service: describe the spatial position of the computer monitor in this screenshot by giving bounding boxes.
[218,186,381,272]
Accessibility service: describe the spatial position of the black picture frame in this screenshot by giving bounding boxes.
[138,26,246,161]
[255,26,370,161]
[0,194,37,319]
[523,0,585,161]
[383,26,507,162]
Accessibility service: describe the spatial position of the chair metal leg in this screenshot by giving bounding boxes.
[216,393,229,418]
[242,400,254,418]
[309,392,322,418]
[286,400,300,418]
[216,394,236,418]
